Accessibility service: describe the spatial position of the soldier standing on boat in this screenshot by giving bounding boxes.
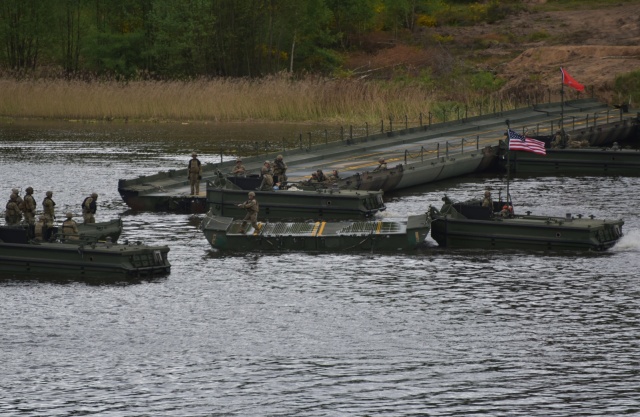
[22,187,36,225]
[188,152,202,195]
[82,192,98,224]
[34,215,45,240]
[231,158,246,176]
[328,170,340,183]
[272,155,288,184]
[11,188,23,210]
[481,190,493,209]
[61,212,80,240]
[258,161,274,191]
[238,191,259,234]
[42,191,56,241]
[373,158,387,172]
[5,193,22,225]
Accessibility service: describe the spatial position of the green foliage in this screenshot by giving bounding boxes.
[0,0,55,70]
[613,70,640,107]
[470,71,505,93]
[528,30,551,42]
[432,0,522,26]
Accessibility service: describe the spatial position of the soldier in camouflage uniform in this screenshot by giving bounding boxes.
[272,155,288,184]
[188,152,202,195]
[258,161,274,191]
[237,191,259,234]
[5,194,22,225]
[22,186,37,226]
[481,190,493,209]
[42,191,56,241]
[82,192,98,224]
[61,212,80,240]
[34,215,46,241]
[11,188,23,210]
[231,159,246,176]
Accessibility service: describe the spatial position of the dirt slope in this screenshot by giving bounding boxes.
[345,3,640,104]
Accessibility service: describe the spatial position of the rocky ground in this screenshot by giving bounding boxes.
[345,2,640,105]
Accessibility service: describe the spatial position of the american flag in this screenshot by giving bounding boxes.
[507,129,546,155]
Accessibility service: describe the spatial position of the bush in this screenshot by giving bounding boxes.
[613,70,640,107]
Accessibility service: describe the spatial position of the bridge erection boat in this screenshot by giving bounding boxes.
[428,196,624,251]
[0,225,171,280]
[200,211,430,252]
[207,172,386,221]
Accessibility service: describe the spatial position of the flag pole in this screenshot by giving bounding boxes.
[505,119,511,205]
[560,67,565,133]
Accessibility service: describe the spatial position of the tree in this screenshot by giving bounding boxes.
[0,0,52,70]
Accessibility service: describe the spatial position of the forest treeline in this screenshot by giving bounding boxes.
[0,0,518,79]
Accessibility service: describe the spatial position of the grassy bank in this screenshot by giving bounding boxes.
[0,74,519,125]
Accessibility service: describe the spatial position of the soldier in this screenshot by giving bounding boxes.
[258,161,274,191]
[11,188,23,210]
[237,191,259,234]
[82,192,98,224]
[481,190,493,209]
[231,158,246,176]
[34,215,46,240]
[188,152,202,195]
[5,194,22,225]
[42,191,56,241]
[272,155,288,184]
[316,169,327,182]
[328,170,340,183]
[61,212,80,240]
[373,158,387,172]
[22,186,37,226]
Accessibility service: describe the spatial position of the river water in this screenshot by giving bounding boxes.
[1,120,640,416]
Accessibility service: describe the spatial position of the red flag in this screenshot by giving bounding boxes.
[561,67,585,92]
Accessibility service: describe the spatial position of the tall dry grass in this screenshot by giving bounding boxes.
[0,76,470,122]
[0,74,515,124]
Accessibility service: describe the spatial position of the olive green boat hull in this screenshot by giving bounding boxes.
[77,218,123,242]
[504,148,640,176]
[207,184,385,221]
[201,213,430,252]
[0,226,171,280]
[429,199,624,251]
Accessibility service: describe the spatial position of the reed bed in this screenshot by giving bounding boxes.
[0,75,510,125]
[0,75,528,124]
